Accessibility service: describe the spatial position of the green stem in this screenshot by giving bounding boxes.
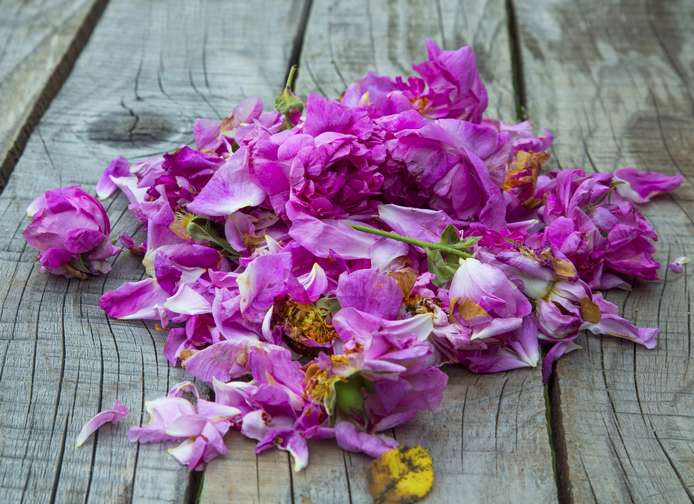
[285,64,298,91]
[352,224,472,258]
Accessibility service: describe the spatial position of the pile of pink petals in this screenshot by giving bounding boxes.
[24,40,684,471]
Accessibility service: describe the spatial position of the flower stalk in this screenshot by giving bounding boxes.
[351,224,473,258]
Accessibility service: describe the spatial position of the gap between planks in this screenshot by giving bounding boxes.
[0,0,109,191]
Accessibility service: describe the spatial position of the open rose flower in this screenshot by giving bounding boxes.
[23,185,119,278]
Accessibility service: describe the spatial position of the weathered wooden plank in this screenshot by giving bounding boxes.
[0,0,107,186]
[515,0,694,502]
[200,1,557,503]
[0,0,306,502]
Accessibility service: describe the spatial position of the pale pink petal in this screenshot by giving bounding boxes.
[335,421,398,458]
[668,256,689,273]
[183,339,260,383]
[286,435,309,472]
[165,415,207,437]
[369,237,409,271]
[97,157,130,199]
[167,381,201,399]
[168,437,207,471]
[196,399,241,420]
[163,285,212,315]
[128,397,196,444]
[75,400,128,447]
[542,339,581,383]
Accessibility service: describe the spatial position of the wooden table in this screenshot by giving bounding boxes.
[0,0,691,502]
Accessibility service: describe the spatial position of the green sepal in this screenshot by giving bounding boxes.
[335,374,368,416]
[186,217,239,259]
[275,65,304,129]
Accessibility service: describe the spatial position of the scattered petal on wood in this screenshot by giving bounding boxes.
[367,445,434,504]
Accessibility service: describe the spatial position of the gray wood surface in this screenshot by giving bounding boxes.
[0,0,305,502]
[3,0,692,502]
[0,0,106,186]
[199,1,557,503]
[514,0,694,502]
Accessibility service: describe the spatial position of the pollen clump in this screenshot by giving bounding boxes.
[368,445,434,504]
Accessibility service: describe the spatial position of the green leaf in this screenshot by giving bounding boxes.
[427,249,459,286]
[439,224,459,245]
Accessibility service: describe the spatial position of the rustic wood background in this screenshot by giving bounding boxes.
[0,0,691,502]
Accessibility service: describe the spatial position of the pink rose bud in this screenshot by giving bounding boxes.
[23,185,119,278]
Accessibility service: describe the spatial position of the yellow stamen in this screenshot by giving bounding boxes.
[273,298,338,356]
[503,151,549,205]
[170,210,196,240]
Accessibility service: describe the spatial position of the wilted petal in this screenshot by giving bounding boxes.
[237,253,291,320]
[450,258,531,318]
[193,118,221,152]
[187,150,265,216]
[614,167,683,204]
[183,339,259,382]
[378,204,453,242]
[332,308,433,345]
[286,435,309,472]
[164,285,212,315]
[75,400,128,447]
[369,237,409,271]
[97,157,130,199]
[668,256,689,273]
[165,414,207,437]
[335,421,398,458]
[168,437,207,471]
[167,381,201,399]
[336,268,403,319]
[100,278,169,320]
[583,295,658,349]
[288,213,380,260]
[542,339,581,382]
[471,317,524,340]
[128,397,196,444]
[196,399,242,420]
[288,263,329,303]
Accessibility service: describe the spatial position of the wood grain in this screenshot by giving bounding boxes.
[199,1,557,503]
[0,0,305,502]
[514,0,694,502]
[0,0,107,187]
